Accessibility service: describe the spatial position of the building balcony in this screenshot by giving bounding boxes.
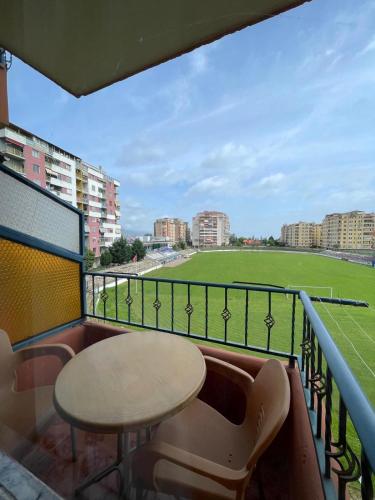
[4,144,25,160]
[3,157,25,175]
[0,163,374,500]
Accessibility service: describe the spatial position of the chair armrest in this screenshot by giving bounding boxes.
[204,356,254,393]
[15,344,75,366]
[142,441,248,488]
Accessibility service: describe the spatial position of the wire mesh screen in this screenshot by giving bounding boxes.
[0,238,81,343]
[0,170,80,253]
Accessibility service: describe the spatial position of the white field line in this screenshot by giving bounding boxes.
[318,299,375,379]
[341,307,375,346]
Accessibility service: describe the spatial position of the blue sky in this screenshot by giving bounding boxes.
[7,0,375,237]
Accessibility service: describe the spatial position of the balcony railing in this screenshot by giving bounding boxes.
[85,271,375,500]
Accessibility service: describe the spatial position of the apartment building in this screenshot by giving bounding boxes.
[280,222,321,248]
[0,123,121,258]
[192,211,230,247]
[154,218,188,244]
[321,211,375,250]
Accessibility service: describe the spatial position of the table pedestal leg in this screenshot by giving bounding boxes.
[70,426,77,462]
[74,432,124,497]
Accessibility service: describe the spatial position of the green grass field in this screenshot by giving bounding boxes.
[92,250,375,405]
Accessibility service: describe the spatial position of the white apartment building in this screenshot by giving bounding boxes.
[321,211,375,250]
[192,211,230,247]
[280,222,321,248]
[153,218,188,244]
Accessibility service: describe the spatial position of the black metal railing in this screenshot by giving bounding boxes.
[85,272,304,362]
[84,272,374,499]
[300,292,374,500]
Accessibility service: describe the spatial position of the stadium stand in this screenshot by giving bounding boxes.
[322,249,374,266]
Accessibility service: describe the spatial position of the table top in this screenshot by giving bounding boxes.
[53,332,206,433]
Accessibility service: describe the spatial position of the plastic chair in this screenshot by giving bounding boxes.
[0,329,75,459]
[132,356,290,500]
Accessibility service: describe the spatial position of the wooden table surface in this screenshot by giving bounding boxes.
[53,332,206,433]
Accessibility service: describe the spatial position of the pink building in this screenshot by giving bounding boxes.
[0,123,121,259]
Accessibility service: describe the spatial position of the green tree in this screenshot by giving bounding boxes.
[268,236,276,246]
[174,240,187,250]
[100,249,113,267]
[131,239,146,261]
[229,234,237,246]
[110,236,131,264]
[84,248,95,271]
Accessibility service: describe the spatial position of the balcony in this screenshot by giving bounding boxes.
[4,143,25,160]
[3,157,25,175]
[0,164,374,500]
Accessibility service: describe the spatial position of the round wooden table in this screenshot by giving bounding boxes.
[53,331,206,494]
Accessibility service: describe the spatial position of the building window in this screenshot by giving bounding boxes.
[32,164,40,174]
[32,149,40,158]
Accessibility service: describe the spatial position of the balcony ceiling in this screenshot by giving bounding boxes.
[0,0,309,97]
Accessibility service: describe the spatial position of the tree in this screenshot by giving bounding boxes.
[84,248,95,271]
[131,239,146,261]
[110,236,131,264]
[100,249,113,267]
[229,234,237,246]
[268,236,276,246]
[174,240,187,251]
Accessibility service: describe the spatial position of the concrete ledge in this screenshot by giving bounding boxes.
[0,450,61,499]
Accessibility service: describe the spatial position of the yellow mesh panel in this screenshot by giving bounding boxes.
[0,238,81,344]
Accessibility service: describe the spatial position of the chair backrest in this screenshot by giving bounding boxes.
[0,329,16,394]
[245,359,290,469]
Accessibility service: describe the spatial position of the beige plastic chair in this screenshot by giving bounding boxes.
[132,356,290,500]
[0,329,75,459]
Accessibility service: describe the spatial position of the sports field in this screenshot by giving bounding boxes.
[95,250,375,406]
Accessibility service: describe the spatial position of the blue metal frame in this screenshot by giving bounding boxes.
[0,225,83,263]
[12,319,83,351]
[78,206,86,319]
[0,163,86,344]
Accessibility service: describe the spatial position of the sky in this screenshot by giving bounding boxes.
[7,0,375,237]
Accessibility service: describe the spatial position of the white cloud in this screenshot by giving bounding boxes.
[190,50,208,74]
[201,142,253,170]
[258,173,285,188]
[186,176,228,196]
[119,138,166,167]
[358,36,375,56]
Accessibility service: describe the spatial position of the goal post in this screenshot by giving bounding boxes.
[286,285,333,299]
